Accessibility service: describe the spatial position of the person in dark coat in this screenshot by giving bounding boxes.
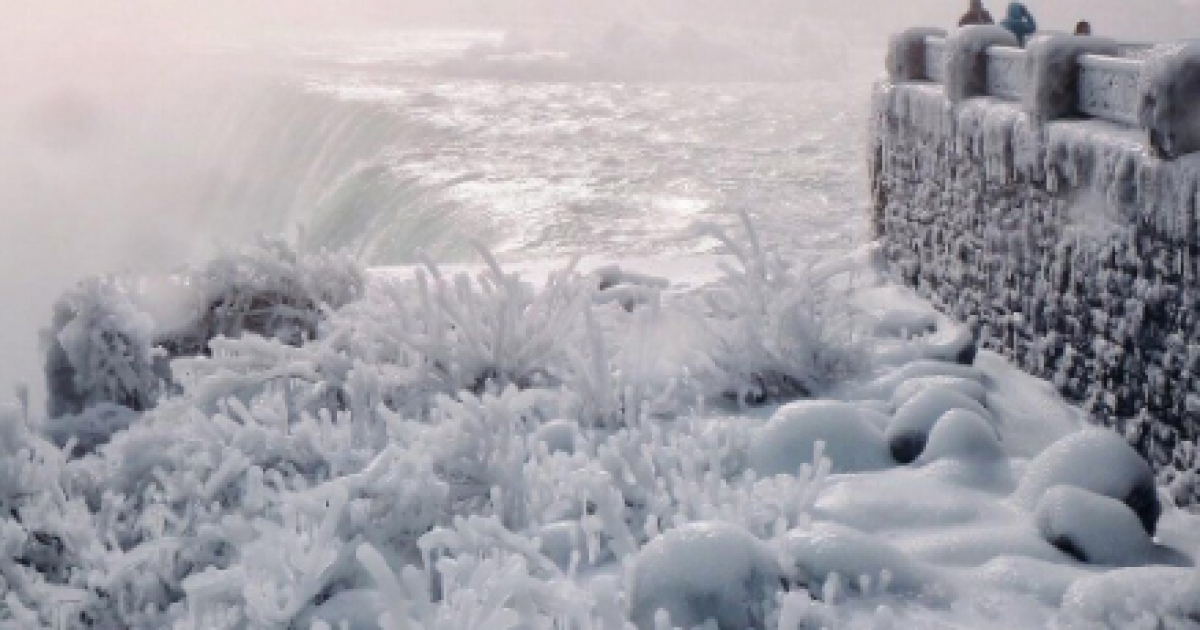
[1074,20,1092,35]
[1000,2,1038,45]
[958,0,995,26]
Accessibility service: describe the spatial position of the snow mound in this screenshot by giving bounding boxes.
[1023,35,1118,120]
[972,556,1088,607]
[886,387,994,464]
[628,521,781,630]
[853,360,985,402]
[944,26,1019,103]
[1138,42,1200,158]
[777,522,934,599]
[1035,485,1158,565]
[903,525,1074,567]
[1013,429,1161,535]
[893,375,988,408]
[919,323,979,365]
[917,408,1004,464]
[748,400,894,476]
[1060,567,1200,628]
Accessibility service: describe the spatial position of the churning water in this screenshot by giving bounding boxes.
[0,23,880,393]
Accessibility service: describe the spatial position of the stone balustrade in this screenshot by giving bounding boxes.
[872,28,1200,505]
[890,28,1200,158]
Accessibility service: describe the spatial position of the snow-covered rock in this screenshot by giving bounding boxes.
[944,26,1018,103]
[1023,34,1119,121]
[748,400,894,476]
[627,522,781,630]
[853,361,985,402]
[1013,429,1161,534]
[1034,485,1156,565]
[1138,42,1200,158]
[916,408,1004,464]
[886,387,994,464]
[893,375,987,408]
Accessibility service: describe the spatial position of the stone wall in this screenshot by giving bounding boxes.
[870,62,1200,504]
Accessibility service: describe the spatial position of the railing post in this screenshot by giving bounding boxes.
[944,25,1018,103]
[1138,42,1200,159]
[1023,34,1119,121]
[887,27,946,82]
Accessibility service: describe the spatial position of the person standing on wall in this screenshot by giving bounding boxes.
[958,0,995,26]
[1000,3,1038,45]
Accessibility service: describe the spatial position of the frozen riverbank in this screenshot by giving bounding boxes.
[6,224,1199,628]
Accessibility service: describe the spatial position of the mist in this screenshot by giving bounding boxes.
[1,0,1197,401]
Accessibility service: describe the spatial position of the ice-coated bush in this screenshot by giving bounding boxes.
[695,210,867,406]
[42,238,365,427]
[161,237,365,355]
[44,277,164,418]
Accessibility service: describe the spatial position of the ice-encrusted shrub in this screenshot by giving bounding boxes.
[44,278,164,419]
[695,211,867,405]
[564,302,697,428]
[43,238,364,426]
[160,237,364,355]
[405,249,592,395]
[306,249,595,419]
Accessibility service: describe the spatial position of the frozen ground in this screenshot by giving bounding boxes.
[3,24,1199,629]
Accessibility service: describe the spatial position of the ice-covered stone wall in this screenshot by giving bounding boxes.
[870,30,1200,502]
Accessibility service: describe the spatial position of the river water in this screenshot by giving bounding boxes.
[0,23,881,394]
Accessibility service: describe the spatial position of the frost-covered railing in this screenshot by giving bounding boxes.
[984,46,1025,101]
[888,27,1200,158]
[1077,54,1142,125]
[923,35,947,84]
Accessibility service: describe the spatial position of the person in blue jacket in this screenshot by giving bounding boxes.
[1000,3,1037,45]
